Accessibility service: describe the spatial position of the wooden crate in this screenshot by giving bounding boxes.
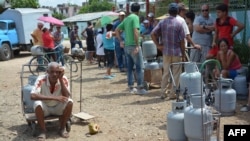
[144,68,162,83]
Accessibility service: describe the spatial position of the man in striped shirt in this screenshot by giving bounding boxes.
[151,3,185,100]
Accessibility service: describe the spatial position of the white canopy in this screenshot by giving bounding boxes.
[62,11,118,22]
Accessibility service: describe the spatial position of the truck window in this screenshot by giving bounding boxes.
[0,22,6,30]
[8,23,16,30]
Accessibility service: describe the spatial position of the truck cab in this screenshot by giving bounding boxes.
[0,20,18,60]
[0,8,51,61]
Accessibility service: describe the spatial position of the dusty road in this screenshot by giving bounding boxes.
[0,41,249,141]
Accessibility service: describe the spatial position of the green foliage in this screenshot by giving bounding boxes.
[11,0,39,8]
[233,40,250,64]
[52,12,66,20]
[155,0,188,17]
[78,0,114,14]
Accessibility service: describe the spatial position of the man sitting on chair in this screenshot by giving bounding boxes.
[31,62,73,140]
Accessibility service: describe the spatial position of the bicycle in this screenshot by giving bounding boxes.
[28,45,78,75]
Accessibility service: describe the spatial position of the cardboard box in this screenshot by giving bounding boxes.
[144,68,162,83]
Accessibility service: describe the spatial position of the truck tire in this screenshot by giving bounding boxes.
[0,43,11,61]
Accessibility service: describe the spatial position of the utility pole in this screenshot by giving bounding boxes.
[146,0,149,16]
[126,0,129,15]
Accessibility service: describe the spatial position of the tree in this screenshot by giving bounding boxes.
[79,0,114,14]
[11,0,39,8]
[52,12,66,20]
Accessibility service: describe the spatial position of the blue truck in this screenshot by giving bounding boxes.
[0,7,51,61]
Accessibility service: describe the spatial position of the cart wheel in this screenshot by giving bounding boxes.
[66,120,71,132]
[31,121,36,136]
[143,81,149,90]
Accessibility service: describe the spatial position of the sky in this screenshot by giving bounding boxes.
[39,0,84,7]
[39,0,132,7]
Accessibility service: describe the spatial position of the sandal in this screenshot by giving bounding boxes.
[37,132,46,141]
[59,129,69,138]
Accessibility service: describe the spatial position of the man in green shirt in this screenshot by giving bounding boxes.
[115,2,147,95]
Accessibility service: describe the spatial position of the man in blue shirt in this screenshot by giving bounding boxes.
[113,11,127,72]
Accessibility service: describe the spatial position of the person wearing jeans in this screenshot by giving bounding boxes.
[124,46,144,89]
[113,11,127,72]
[116,3,147,95]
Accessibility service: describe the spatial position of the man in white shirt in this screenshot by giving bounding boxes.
[177,3,201,54]
[31,62,73,140]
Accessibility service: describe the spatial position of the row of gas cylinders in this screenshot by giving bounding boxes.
[167,95,213,141]
[178,62,248,116]
[166,62,238,141]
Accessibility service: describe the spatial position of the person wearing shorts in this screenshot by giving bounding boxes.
[31,62,73,140]
[82,21,96,64]
[213,38,241,79]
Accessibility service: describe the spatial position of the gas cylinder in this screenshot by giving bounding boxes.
[142,40,157,60]
[180,62,203,95]
[232,69,248,100]
[30,45,43,55]
[214,78,236,116]
[167,101,187,141]
[184,94,213,141]
[145,62,159,70]
[22,75,38,113]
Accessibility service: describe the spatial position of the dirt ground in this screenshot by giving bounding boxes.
[0,41,250,141]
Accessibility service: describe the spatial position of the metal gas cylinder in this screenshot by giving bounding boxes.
[180,62,203,95]
[232,69,248,100]
[22,75,38,113]
[30,45,44,55]
[142,40,157,59]
[167,101,187,141]
[184,94,213,141]
[214,78,236,116]
[144,62,159,70]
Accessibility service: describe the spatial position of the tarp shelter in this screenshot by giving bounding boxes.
[62,11,119,23]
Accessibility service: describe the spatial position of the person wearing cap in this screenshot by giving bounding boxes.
[140,19,150,36]
[147,12,158,33]
[53,26,65,66]
[151,2,185,100]
[190,4,215,63]
[115,3,148,95]
[31,22,44,46]
[177,2,201,51]
[113,11,127,72]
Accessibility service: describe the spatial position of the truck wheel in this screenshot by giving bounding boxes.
[0,43,11,61]
[13,50,20,56]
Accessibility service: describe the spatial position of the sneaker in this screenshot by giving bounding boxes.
[129,87,137,94]
[103,75,113,79]
[240,105,250,112]
[136,88,148,95]
[110,74,116,77]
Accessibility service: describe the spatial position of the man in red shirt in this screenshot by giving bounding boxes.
[42,27,56,61]
[208,3,244,58]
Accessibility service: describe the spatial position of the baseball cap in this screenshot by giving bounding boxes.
[119,11,126,16]
[169,3,179,11]
[178,2,189,10]
[147,12,154,17]
[97,28,102,32]
[143,20,149,24]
